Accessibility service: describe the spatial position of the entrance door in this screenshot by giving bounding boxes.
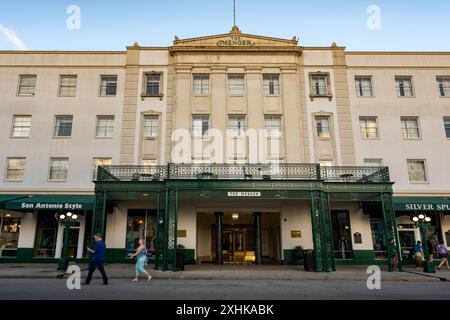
[331,211,354,260]
[67,227,79,260]
[214,225,256,264]
[398,230,415,260]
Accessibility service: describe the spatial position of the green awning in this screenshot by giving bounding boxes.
[0,195,24,209]
[3,195,95,211]
[394,197,450,212]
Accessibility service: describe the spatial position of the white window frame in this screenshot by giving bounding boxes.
[17,75,37,96]
[395,76,414,97]
[228,74,245,95]
[53,115,73,138]
[143,115,160,139]
[310,74,330,96]
[315,115,331,139]
[401,117,421,140]
[444,117,450,139]
[144,73,163,96]
[4,157,26,182]
[99,75,118,97]
[48,158,69,182]
[355,76,374,97]
[192,115,210,138]
[228,115,247,137]
[58,75,78,97]
[96,115,115,139]
[437,77,450,97]
[407,159,428,184]
[192,75,210,95]
[359,116,379,139]
[263,75,280,96]
[11,115,32,138]
[363,158,384,167]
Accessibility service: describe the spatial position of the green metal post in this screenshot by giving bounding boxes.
[319,192,330,272]
[172,189,179,272]
[57,221,71,271]
[390,199,403,272]
[154,192,161,270]
[163,189,169,271]
[380,192,402,272]
[310,191,322,272]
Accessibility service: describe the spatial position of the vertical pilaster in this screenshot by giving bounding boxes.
[310,190,323,272]
[215,212,224,265]
[381,192,402,271]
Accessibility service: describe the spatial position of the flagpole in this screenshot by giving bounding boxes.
[233,0,236,26]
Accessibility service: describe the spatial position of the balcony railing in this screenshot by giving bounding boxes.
[96,164,390,184]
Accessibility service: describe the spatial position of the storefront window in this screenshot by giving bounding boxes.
[0,211,21,257]
[332,211,354,260]
[125,210,157,257]
[34,212,58,258]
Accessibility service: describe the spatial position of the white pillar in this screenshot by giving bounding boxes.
[17,211,37,249]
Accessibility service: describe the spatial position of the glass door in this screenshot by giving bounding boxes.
[67,227,80,260]
[332,211,354,260]
[398,230,416,261]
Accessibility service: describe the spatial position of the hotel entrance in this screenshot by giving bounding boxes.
[215,224,256,264]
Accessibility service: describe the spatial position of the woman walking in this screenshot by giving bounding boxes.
[414,241,424,271]
[437,243,449,270]
[129,238,152,282]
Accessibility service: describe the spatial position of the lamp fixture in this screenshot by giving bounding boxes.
[232,213,239,221]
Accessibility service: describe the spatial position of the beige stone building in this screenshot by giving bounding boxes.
[0,27,449,271]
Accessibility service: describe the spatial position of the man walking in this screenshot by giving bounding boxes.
[84,233,108,285]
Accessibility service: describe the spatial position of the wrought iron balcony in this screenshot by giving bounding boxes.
[96,164,390,183]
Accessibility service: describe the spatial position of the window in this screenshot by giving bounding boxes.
[315,116,331,138]
[263,75,280,95]
[264,115,283,137]
[437,77,450,97]
[311,75,329,96]
[364,159,383,167]
[355,77,373,97]
[407,160,427,183]
[125,209,157,257]
[192,115,210,138]
[359,116,379,139]
[228,74,245,95]
[144,73,162,96]
[444,117,450,138]
[49,158,69,181]
[54,115,73,137]
[58,75,77,97]
[92,158,112,179]
[401,117,420,139]
[33,213,58,258]
[0,213,21,257]
[193,75,210,95]
[395,77,414,97]
[228,115,246,136]
[99,76,117,96]
[96,116,115,138]
[142,160,158,167]
[5,158,26,181]
[143,115,159,138]
[17,75,37,96]
[11,116,31,138]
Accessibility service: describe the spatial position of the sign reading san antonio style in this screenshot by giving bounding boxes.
[20,202,84,210]
[217,36,255,47]
[227,192,261,198]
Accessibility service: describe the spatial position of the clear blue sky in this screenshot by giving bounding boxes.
[0,0,449,51]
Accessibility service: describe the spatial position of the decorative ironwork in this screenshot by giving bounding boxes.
[93,190,107,236]
[310,191,323,272]
[96,164,390,183]
[381,192,403,271]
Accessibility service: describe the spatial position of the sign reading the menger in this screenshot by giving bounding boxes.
[217,36,255,47]
[227,192,261,198]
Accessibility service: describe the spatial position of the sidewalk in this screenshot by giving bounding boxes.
[0,263,449,282]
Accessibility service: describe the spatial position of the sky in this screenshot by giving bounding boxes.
[0,0,450,51]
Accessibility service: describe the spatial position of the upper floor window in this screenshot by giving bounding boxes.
[99,75,117,96]
[5,158,26,181]
[228,75,245,95]
[407,159,427,183]
[444,117,450,138]
[315,115,331,139]
[359,116,379,139]
[143,115,159,138]
[355,76,373,97]
[49,158,69,181]
[144,73,162,96]
[228,115,246,137]
[263,75,280,95]
[96,116,115,138]
[364,158,384,167]
[54,115,73,138]
[193,75,210,95]
[310,74,329,96]
[401,117,420,139]
[319,161,333,167]
[11,115,31,138]
[395,76,414,97]
[17,75,37,96]
[58,75,77,97]
[437,77,450,97]
[192,115,210,138]
[264,115,283,137]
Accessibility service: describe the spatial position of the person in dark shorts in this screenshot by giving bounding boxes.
[84,233,109,285]
[437,243,449,270]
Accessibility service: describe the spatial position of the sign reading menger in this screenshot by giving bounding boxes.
[228,192,261,198]
[217,36,255,47]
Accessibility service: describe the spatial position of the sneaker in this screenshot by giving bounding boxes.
[147,276,152,282]
[131,279,139,282]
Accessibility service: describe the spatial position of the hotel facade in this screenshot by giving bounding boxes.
[1,27,449,271]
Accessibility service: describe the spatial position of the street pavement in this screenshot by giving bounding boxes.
[0,278,449,300]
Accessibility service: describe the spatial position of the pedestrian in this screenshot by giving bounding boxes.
[84,233,109,285]
[427,235,438,262]
[414,240,424,270]
[129,238,152,282]
[437,243,449,270]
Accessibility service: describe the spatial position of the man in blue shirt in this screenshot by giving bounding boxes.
[84,233,108,285]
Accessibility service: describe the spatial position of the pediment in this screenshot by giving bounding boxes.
[173,26,298,48]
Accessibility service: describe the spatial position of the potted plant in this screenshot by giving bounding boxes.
[293,245,304,265]
[176,244,186,270]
